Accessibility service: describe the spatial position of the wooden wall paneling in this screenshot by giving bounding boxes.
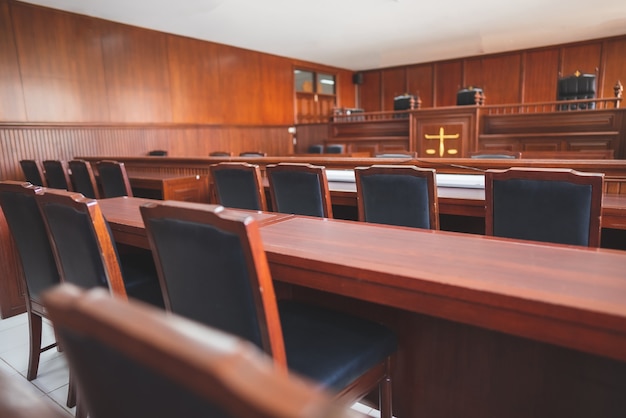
[406,63,434,108]
[479,53,523,105]
[601,37,626,99]
[360,70,382,112]
[434,60,463,107]
[11,2,110,122]
[100,23,173,123]
[217,48,264,124]
[381,67,407,111]
[258,53,294,125]
[0,1,26,121]
[293,123,329,154]
[166,35,223,124]
[463,58,483,91]
[560,41,602,79]
[522,48,560,103]
[335,70,356,110]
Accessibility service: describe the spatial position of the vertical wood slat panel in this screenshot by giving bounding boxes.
[0,124,292,181]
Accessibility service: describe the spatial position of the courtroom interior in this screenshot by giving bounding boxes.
[1,0,626,417]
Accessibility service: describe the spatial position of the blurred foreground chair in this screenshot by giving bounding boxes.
[140,201,396,417]
[209,162,267,211]
[68,159,100,199]
[44,284,366,418]
[266,163,333,218]
[0,181,61,381]
[96,160,133,198]
[355,165,438,229]
[19,160,47,187]
[485,168,603,247]
[43,160,73,190]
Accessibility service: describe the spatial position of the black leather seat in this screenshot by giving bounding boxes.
[307,144,324,153]
[147,150,168,156]
[140,201,396,417]
[19,160,47,187]
[35,189,163,307]
[43,284,369,418]
[557,72,596,110]
[485,167,604,247]
[325,144,344,154]
[43,160,72,190]
[266,163,333,218]
[355,165,439,229]
[0,181,61,381]
[68,159,100,199]
[209,162,267,211]
[96,160,133,198]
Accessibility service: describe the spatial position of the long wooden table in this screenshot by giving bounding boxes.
[99,196,626,418]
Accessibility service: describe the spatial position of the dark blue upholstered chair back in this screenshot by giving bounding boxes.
[140,201,396,416]
[68,160,100,199]
[375,152,418,158]
[266,163,333,218]
[239,151,266,157]
[210,163,267,211]
[44,285,364,418]
[43,160,72,190]
[147,150,168,156]
[0,181,61,381]
[35,189,164,309]
[470,151,520,159]
[209,151,233,156]
[325,144,344,154]
[355,165,438,229]
[307,144,324,154]
[20,160,46,187]
[96,160,133,198]
[485,168,603,247]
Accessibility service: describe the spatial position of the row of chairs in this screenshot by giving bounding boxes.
[307,144,345,154]
[19,159,133,199]
[211,162,603,247]
[0,181,396,418]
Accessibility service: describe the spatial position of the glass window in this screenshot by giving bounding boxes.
[294,70,314,93]
[317,73,335,95]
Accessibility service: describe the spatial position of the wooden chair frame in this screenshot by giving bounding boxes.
[209,162,268,211]
[43,284,366,418]
[484,167,603,247]
[265,163,333,218]
[355,165,439,229]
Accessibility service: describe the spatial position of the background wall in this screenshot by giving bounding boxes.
[358,35,626,112]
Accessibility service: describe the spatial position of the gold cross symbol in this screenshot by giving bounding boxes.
[424,127,460,157]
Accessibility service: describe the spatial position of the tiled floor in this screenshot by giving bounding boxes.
[0,312,381,417]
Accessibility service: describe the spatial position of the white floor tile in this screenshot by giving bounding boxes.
[0,324,29,353]
[48,383,76,415]
[0,312,27,331]
[31,355,70,394]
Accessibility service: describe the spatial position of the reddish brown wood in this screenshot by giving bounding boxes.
[381,67,407,111]
[406,64,434,108]
[0,205,26,318]
[360,71,382,112]
[434,61,463,107]
[0,1,26,121]
[523,49,560,103]
[602,37,626,100]
[560,42,602,80]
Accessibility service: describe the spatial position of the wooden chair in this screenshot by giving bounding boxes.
[147,150,168,156]
[307,144,324,154]
[209,151,234,157]
[43,160,73,190]
[325,144,345,154]
[68,159,100,199]
[266,163,333,218]
[239,151,267,157]
[209,162,267,211]
[0,182,61,381]
[34,188,163,308]
[375,151,418,158]
[355,165,439,229]
[140,201,396,418]
[96,160,133,198]
[485,167,604,247]
[19,160,47,187]
[43,284,367,418]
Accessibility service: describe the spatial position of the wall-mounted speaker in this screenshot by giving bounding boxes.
[352,72,364,85]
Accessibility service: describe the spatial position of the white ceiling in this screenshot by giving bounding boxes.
[20,0,626,70]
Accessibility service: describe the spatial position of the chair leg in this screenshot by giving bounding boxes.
[379,359,393,418]
[75,393,88,418]
[67,370,76,408]
[26,312,42,381]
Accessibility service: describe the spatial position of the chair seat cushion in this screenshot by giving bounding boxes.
[279,301,396,391]
[119,251,164,309]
